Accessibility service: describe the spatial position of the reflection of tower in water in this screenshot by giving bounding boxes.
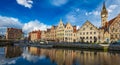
[5,46,22,58]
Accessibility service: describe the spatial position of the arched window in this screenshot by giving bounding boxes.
[90,37,92,39]
[86,32,88,35]
[94,32,96,34]
[83,32,85,35]
[86,37,88,39]
[94,36,96,39]
[94,36,97,43]
[90,41,92,43]
[90,32,92,34]
[116,34,117,38]
[83,37,85,39]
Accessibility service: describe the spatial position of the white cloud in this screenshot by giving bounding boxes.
[0,16,23,28]
[85,12,91,16]
[76,26,80,30]
[0,16,23,35]
[22,50,46,63]
[93,11,100,16]
[85,11,100,16]
[64,8,80,24]
[22,20,51,34]
[16,0,33,8]
[50,0,68,6]
[0,16,51,36]
[8,60,16,64]
[0,27,7,35]
[108,4,118,13]
[106,0,120,20]
[0,55,18,65]
[22,52,39,63]
[85,12,88,16]
[76,8,80,12]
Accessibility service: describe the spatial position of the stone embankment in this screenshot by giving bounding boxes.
[53,43,120,51]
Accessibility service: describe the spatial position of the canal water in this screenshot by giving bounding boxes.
[0,46,120,65]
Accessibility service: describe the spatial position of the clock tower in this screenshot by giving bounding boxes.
[101,2,108,27]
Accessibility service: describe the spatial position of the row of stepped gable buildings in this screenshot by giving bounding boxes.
[29,3,120,43]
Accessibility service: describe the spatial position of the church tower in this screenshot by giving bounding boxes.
[101,2,108,27]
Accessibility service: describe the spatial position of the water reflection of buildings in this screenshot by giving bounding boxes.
[5,46,22,58]
[0,46,23,65]
[28,47,120,65]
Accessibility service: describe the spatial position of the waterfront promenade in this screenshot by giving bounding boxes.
[1,40,120,51]
[23,42,120,51]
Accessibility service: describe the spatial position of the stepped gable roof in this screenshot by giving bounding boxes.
[83,20,98,29]
[78,20,98,31]
[65,22,72,27]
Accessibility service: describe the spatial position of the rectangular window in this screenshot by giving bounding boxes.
[83,32,85,35]
[86,37,88,39]
[116,34,117,38]
[90,32,92,34]
[83,28,85,30]
[90,27,92,30]
[94,32,96,34]
[83,37,85,39]
[90,37,92,39]
[80,33,82,35]
[86,32,88,35]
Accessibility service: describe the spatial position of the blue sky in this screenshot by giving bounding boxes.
[0,0,120,35]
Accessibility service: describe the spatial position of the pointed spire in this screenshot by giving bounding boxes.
[60,18,62,22]
[59,18,63,24]
[101,1,108,14]
[103,1,106,10]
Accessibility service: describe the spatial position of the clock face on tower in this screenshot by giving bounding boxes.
[102,14,105,17]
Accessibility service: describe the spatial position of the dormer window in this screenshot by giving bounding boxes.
[83,28,85,30]
[90,27,92,30]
